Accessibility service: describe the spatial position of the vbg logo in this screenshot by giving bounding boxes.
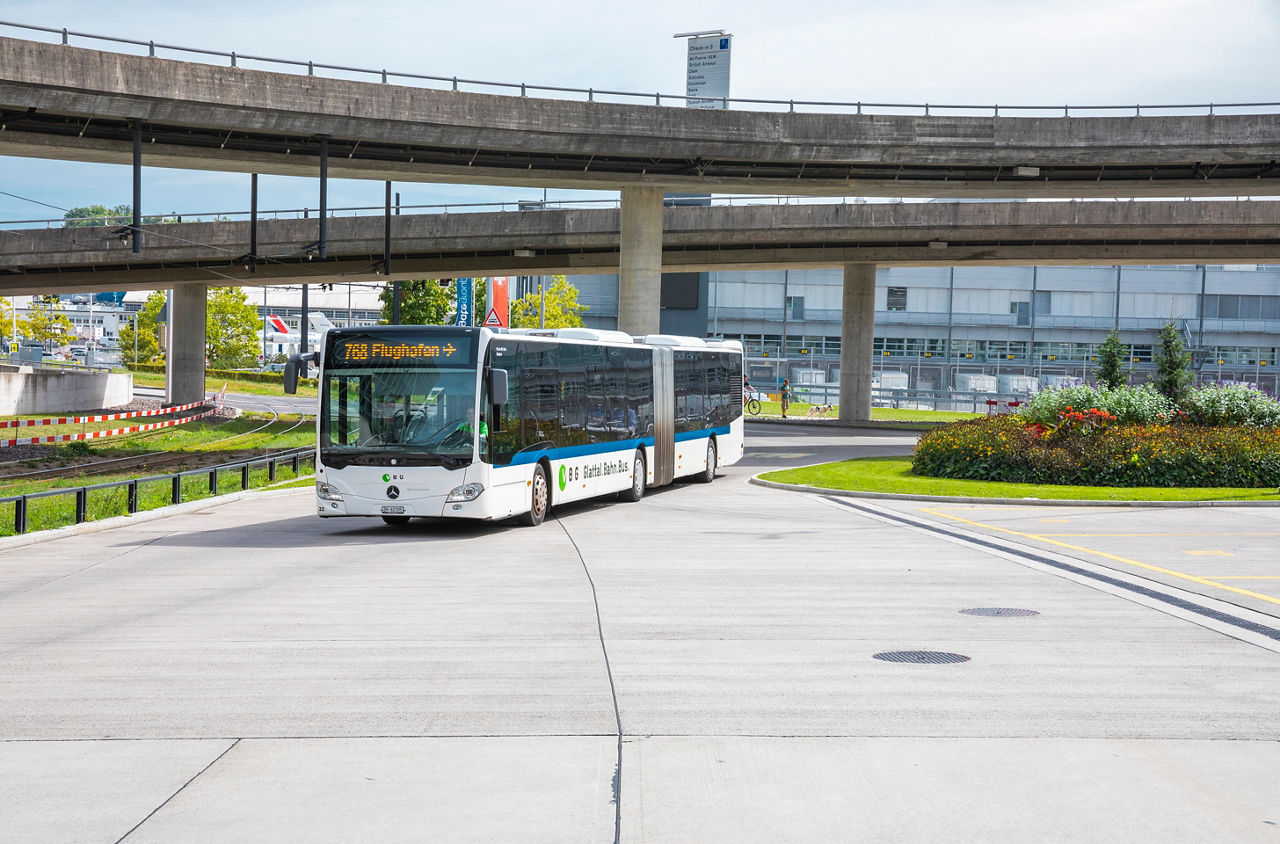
[558,465,568,491]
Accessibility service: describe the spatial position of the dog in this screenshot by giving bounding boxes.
[806,404,834,418]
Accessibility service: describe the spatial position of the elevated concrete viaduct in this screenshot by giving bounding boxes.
[2,200,1277,293]
[3,34,1278,417]
[4,199,1278,418]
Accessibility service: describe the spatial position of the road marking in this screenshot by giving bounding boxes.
[918,506,1280,607]
[1184,550,1234,556]
[1206,576,1280,580]
[1035,518,1070,523]
[1036,532,1280,538]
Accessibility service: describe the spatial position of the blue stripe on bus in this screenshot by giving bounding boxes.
[498,425,730,468]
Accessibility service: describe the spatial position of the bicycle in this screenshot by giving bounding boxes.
[745,397,761,416]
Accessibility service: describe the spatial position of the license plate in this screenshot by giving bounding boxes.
[380,505,406,515]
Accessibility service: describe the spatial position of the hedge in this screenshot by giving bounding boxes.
[126,363,316,388]
[912,415,1280,488]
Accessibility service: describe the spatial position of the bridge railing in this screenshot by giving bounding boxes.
[0,445,314,536]
[3,20,1278,118]
[5,194,1277,231]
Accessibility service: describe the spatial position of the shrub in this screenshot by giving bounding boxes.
[1182,384,1280,428]
[912,415,1280,488]
[1018,384,1174,426]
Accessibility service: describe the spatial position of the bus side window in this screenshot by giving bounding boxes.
[626,348,654,436]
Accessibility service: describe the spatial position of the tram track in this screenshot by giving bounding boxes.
[0,390,313,487]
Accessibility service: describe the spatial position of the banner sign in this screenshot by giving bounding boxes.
[454,278,473,326]
[483,276,511,327]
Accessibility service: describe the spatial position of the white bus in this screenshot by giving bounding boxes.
[285,325,744,526]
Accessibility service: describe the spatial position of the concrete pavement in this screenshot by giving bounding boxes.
[2,424,1278,842]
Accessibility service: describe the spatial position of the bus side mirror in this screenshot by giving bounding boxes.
[490,368,509,406]
[283,352,317,394]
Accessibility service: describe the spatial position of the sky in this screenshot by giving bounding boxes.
[2,0,1280,223]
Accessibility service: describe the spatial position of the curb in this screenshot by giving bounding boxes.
[0,480,313,551]
[745,417,933,432]
[747,475,1280,508]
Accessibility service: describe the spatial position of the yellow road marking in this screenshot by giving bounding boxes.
[918,506,1280,607]
[1204,576,1280,580]
[1184,550,1234,557]
[1036,532,1280,538]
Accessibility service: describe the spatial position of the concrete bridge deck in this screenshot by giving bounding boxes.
[2,199,1278,295]
[2,426,1278,841]
[2,35,1279,198]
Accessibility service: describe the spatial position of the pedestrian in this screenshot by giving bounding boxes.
[781,378,792,418]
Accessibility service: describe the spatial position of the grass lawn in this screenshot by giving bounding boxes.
[759,456,1280,502]
[128,370,318,399]
[750,401,981,424]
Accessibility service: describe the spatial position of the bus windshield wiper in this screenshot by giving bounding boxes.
[321,448,470,469]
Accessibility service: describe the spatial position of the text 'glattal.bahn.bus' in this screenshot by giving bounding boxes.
[286,326,745,526]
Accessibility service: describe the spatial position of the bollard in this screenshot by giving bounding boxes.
[172,476,182,505]
[75,489,87,524]
[127,480,139,514]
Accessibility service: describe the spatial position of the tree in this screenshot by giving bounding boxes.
[1152,320,1193,404]
[18,297,74,350]
[509,276,587,329]
[0,297,13,348]
[378,279,453,325]
[63,204,133,227]
[1094,330,1131,391]
[118,291,167,364]
[206,287,263,369]
[63,205,177,228]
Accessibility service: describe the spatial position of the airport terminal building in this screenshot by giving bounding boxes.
[19,262,1280,396]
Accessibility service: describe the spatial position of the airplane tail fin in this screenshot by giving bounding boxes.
[308,312,336,331]
[266,315,291,334]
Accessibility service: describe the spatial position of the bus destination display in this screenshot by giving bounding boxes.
[332,335,473,365]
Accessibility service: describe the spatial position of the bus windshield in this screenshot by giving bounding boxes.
[322,367,479,460]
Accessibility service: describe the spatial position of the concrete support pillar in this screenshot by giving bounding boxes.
[617,186,664,336]
[838,263,877,423]
[166,284,207,407]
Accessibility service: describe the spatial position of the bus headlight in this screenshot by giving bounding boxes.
[446,482,484,502]
[316,482,344,502]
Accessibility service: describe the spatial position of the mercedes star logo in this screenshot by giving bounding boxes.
[386,485,400,499]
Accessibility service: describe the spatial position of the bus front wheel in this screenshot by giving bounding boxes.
[519,464,550,526]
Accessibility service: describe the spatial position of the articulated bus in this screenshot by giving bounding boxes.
[285,325,744,527]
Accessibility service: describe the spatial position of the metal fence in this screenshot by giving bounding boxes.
[1,446,314,535]
[2,20,1278,118]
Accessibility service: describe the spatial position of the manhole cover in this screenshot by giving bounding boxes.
[873,651,970,664]
[960,608,1040,618]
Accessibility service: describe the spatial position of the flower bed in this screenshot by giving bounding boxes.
[912,385,1280,488]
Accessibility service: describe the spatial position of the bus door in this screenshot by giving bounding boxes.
[651,347,675,486]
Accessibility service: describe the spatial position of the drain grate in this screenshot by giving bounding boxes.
[873,650,970,664]
[960,607,1040,618]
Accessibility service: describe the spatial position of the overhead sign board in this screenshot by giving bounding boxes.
[686,34,731,109]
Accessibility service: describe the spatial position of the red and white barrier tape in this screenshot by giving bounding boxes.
[0,398,211,430]
[0,406,215,448]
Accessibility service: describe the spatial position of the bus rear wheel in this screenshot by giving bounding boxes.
[619,451,646,502]
[519,464,550,526]
[696,438,717,483]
